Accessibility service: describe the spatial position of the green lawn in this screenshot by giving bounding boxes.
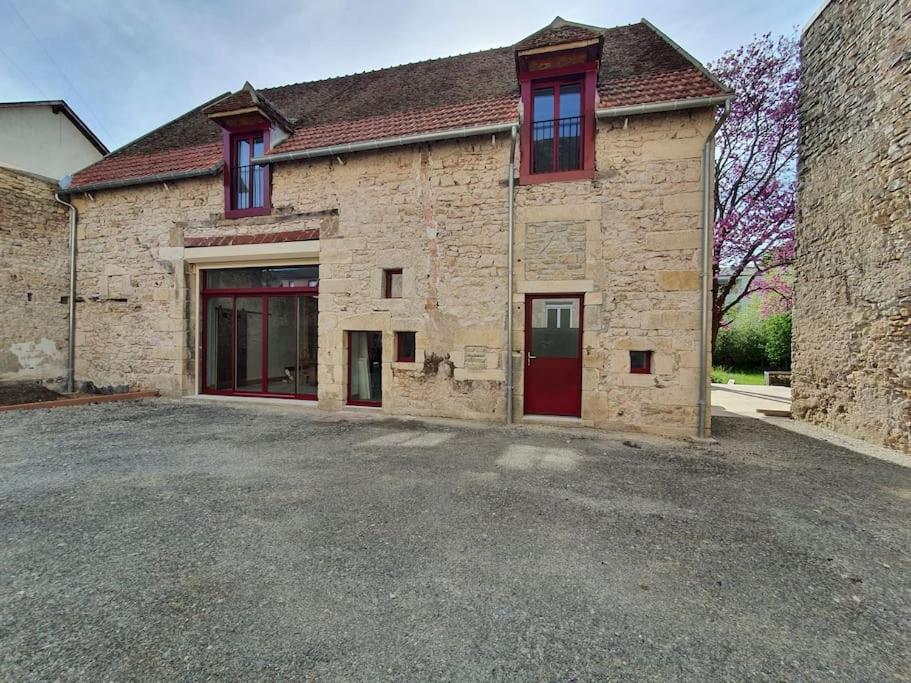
[711,367,766,385]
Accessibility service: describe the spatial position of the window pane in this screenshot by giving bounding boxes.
[252,136,264,158]
[397,332,415,361]
[558,83,582,171]
[533,87,555,121]
[349,331,382,403]
[252,164,264,208]
[559,83,581,118]
[297,296,318,396]
[205,297,233,390]
[266,297,296,394]
[235,297,263,392]
[630,351,650,372]
[205,266,319,290]
[235,138,251,165]
[530,298,580,358]
[532,86,555,173]
[385,270,402,298]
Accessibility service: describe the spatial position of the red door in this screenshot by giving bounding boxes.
[524,294,583,417]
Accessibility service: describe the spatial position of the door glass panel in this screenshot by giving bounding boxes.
[266,297,296,394]
[297,296,318,396]
[558,83,582,171]
[349,331,382,403]
[533,86,555,173]
[530,298,580,358]
[234,138,251,209]
[205,297,233,390]
[235,297,263,392]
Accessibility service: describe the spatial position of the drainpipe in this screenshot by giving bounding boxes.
[505,125,518,424]
[54,193,78,394]
[697,101,732,439]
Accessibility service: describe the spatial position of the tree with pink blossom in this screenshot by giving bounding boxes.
[709,33,799,350]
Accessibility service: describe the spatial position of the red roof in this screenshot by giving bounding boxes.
[276,97,518,153]
[599,69,723,108]
[70,19,728,192]
[70,143,222,189]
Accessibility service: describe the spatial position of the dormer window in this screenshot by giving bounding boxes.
[229,130,268,214]
[532,80,583,173]
[203,83,290,219]
[515,20,601,185]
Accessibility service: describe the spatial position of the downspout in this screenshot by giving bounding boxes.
[697,100,731,439]
[54,193,78,393]
[505,125,518,424]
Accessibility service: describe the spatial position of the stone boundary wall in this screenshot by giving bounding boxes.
[793,0,910,452]
[0,165,69,381]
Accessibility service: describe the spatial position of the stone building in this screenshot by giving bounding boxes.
[0,100,106,383]
[63,18,731,438]
[794,0,910,452]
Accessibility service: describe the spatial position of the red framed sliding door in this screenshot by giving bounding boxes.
[201,266,318,400]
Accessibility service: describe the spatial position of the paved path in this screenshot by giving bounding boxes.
[711,382,791,418]
[1,399,909,680]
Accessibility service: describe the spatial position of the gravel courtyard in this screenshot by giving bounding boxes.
[1,399,908,681]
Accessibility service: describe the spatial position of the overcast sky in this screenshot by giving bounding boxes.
[0,0,820,151]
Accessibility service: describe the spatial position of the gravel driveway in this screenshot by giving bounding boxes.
[1,399,909,681]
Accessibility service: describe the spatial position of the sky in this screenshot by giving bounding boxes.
[0,0,820,151]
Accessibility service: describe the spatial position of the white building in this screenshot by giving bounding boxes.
[0,100,107,180]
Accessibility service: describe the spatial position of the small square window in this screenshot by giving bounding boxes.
[630,350,652,374]
[384,269,403,298]
[396,331,416,363]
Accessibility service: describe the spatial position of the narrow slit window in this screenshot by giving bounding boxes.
[396,332,416,363]
[630,350,652,374]
[384,269,403,298]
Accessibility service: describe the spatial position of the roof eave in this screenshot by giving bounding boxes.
[596,94,734,119]
[64,161,224,194]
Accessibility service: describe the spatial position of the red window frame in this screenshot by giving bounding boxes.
[223,125,271,219]
[199,269,319,401]
[630,350,653,374]
[395,331,416,363]
[519,62,597,185]
[384,268,403,299]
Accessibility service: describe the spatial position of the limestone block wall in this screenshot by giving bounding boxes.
[272,140,510,421]
[70,107,712,437]
[0,166,69,381]
[513,111,712,435]
[794,0,910,452]
[71,178,222,394]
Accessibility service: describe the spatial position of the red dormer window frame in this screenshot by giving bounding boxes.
[223,123,271,219]
[519,61,597,185]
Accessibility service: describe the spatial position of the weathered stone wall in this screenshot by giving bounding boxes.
[0,166,69,381]
[71,107,713,437]
[794,0,910,452]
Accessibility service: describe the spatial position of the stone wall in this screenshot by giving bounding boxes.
[71,107,713,437]
[794,0,910,452]
[0,165,69,381]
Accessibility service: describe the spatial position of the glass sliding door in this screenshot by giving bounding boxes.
[348,331,382,406]
[235,297,264,393]
[200,266,319,400]
[297,296,318,397]
[266,296,296,394]
[205,297,233,391]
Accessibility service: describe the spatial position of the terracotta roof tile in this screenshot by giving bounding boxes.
[599,69,722,108]
[274,97,518,153]
[71,20,727,191]
[71,143,222,189]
